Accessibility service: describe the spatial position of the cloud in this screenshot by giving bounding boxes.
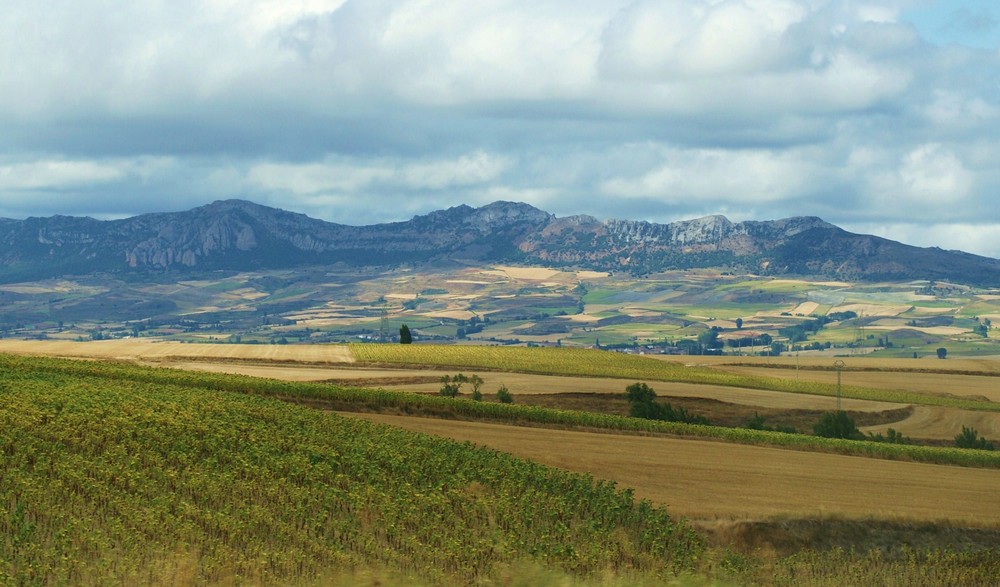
[246,151,510,194]
[0,160,125,191]
[1,1,999,258]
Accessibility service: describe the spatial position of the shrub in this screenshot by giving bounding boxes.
[867,428,909,444]
[625,382,709,425]
[496,385,514,404]
[745,412,796,434]
[813,411,863,440]
[955,426,995,450]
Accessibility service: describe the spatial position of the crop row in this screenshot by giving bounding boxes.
[0,354,703,584]
[349,343,1000,412]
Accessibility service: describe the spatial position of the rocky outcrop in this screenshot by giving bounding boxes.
[0,199,997,286]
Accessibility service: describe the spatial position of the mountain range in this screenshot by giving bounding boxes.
[2,199,999,286]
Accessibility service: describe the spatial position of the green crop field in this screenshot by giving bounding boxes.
[0,355,701,585]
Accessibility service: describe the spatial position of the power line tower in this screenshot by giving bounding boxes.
[378,298,389,342]
[853,311,866,355]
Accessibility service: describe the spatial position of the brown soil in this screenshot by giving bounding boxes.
[698,517,1000,557]
[513,392,914,435]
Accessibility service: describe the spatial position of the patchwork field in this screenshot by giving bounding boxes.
[4,267,1000,359]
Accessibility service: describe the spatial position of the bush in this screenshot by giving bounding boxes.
[745,412,796,434]
[813,411,863,440]
[496,385,513,404]
[955,426,995,450]
[867,428,909,444]
[625,382,709,425]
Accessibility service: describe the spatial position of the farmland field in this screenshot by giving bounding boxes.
[4,339,1000,440]
[350,413,1000,524]
[0,339,355,363]
[3,342,1000,585]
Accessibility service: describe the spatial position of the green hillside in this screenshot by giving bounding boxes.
[0,355,701,585]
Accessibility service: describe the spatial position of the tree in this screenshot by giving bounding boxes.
[697,328,721,354]
[469,374,484,395]
[624,382,656,404]
[813,411,862,440]
[496,385,513,404]
[624,382,709,424]
[439,375,461,397]
[955,426,995,450]
[735,318,743,330]
[936,347,948,359]
[399,324,412,344]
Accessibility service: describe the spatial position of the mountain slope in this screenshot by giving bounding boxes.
[1,199,998,286]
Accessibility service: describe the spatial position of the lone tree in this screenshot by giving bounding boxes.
[735,318,743,330]
[936,347,948,359]
[399,324,413,344]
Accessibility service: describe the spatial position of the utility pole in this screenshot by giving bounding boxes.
[833,359,845,411]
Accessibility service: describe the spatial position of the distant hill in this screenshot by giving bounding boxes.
[2,199,999,286]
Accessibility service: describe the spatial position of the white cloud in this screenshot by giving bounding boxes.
[246,151,509,194]
[0,0,999,258]
[599,145,824,204]
[0,160,125,190]
[866,144,974,215]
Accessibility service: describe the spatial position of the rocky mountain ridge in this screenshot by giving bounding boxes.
[1,199,998,286]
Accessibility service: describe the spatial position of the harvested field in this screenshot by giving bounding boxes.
[830,303,912,317]
[862,406,1000,441]
[651,354,1000,374]
[791,301,820,315]
[350,413,1000,525]
[0,339,355,363]
[164,363,441,383]
[710,365,1000,402]
[494,266,562,280]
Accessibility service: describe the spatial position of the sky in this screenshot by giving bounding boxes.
[1,0,999,258]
